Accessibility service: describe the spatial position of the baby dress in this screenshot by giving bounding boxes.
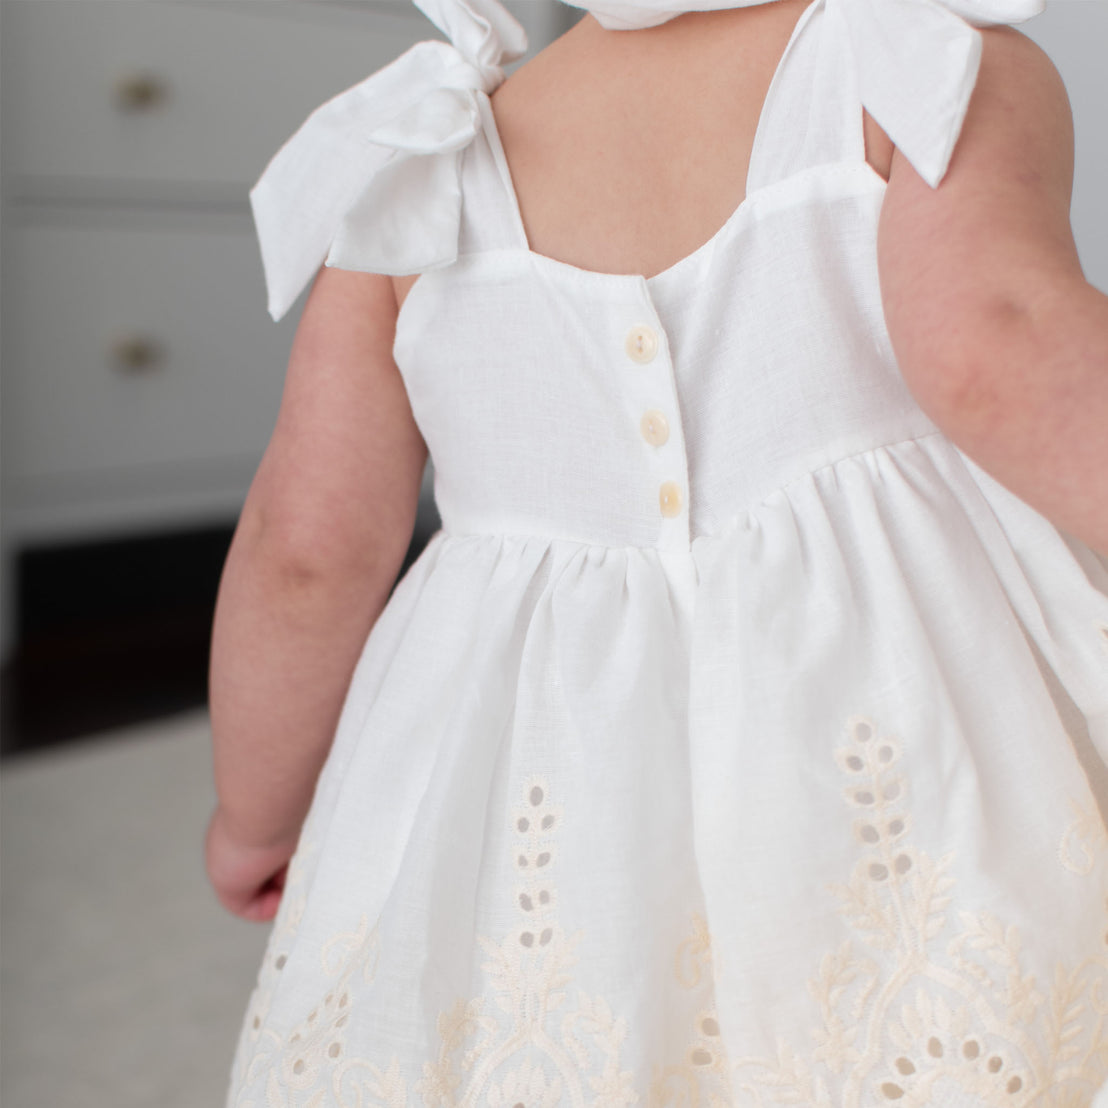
[228,0,1108,1104]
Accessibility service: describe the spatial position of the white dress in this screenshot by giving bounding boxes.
[227,0,1108,1104]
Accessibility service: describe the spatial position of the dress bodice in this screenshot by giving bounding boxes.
[392,1,938,550]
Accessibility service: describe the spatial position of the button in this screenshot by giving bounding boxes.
[659,480,682,518]
[640,409,669,446]
[625,325,658,364]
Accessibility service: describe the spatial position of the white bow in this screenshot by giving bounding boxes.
[249,0,527,322]
[573,0,1048,186]
[830,0,1045,188]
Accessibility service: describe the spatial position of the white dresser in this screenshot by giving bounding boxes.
[0,0,574,663]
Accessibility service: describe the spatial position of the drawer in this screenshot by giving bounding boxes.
[1,0,423,191]
[1,213,293,515]
[1,0,568,194]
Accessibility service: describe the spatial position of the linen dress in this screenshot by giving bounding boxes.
[227,0,1108,1103]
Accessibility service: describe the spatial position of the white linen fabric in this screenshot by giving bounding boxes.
[229,0,1108,1103]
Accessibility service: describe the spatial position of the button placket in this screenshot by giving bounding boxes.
[623,314,689,549]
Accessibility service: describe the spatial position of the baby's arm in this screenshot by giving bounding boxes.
[877,26,1108,556]
[205,265,427,921]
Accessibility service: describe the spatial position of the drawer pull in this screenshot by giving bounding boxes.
[111,334,164,373]
[113,72,169,112]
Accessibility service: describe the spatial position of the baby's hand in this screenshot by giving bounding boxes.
[204,805,298,922]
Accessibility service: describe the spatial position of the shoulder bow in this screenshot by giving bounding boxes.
[570,0,1053,188]
[826,0,1046,189]
[249,0,526,322]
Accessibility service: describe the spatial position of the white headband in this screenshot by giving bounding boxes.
[556,0,1045,31]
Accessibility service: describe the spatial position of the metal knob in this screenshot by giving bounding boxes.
[113,72,169,112]
[111,333,164,373]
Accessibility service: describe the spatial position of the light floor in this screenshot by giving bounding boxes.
[1,709,268,1108]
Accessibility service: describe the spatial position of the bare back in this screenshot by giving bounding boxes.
[394,0,893,310]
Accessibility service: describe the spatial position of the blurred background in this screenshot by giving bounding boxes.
[0,1,1105,1106]
[0,0,577,753]
[0,1,576,1104]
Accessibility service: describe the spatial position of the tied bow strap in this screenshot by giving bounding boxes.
[249,0,527,322]
[827,0,1045,189]
[567,0,1048,187]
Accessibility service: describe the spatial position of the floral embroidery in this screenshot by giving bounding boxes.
[414,774,637,1106]
[232,720,1108,1108]
[648,913,733,1107]
[259,916,385,1108]
[726,715,1108,1107]
[232,776,637,1108]
[229,830,317,1101]
[1060,795,1108,876]
[674,912,715,990]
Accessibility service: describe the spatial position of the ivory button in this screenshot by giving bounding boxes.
[640,409,669,446]
[659,480,682,518]
[625,325,658,364]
